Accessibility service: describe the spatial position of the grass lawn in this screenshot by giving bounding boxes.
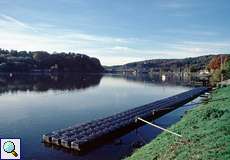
[125,86,230,160]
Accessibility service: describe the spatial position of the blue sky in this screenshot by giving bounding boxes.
[0,0,230,65]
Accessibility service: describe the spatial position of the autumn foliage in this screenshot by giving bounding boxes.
[208,55,229,71]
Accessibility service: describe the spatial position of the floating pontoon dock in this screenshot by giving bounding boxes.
[42,87,209,152]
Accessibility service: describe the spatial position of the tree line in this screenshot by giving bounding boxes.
[108,55,216,73]
[0,49,104,73]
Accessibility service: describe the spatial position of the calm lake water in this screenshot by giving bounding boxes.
[0,73,199,160]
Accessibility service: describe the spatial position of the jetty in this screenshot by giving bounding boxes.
[42,87,209,152]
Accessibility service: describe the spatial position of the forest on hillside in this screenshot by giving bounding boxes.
[0,49,104,73]
[107,55,230,73]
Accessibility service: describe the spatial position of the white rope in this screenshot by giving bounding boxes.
[136,117,182,137]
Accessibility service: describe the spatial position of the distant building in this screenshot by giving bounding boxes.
[199,69,210,75]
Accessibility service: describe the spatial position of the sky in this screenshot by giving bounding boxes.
[0,0,230,66]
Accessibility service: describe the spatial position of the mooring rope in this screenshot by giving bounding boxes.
[136,117,182,137]
[135,96,230,138]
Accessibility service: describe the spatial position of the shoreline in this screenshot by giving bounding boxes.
[125,86,230,160]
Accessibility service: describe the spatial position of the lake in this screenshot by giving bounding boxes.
[0,73,199,160]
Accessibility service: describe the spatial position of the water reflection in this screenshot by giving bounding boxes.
[0,73,202,95]
[0,73,103,94]
[0,73,197,159]
[106,73,202,86]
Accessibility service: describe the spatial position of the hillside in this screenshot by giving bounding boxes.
[106,55,229,73]
[0,49,104,73]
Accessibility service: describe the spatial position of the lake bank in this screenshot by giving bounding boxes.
[125,86,230,160]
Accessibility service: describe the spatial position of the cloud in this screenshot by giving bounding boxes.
[0,14,229,66]
[166,40,230,57]
[0,14,35,31]
[56,32,129,44]
[0,14,143,65]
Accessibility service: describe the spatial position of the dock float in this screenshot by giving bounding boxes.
[42,87,209,152]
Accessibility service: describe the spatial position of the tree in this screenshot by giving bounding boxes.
[190,65,197,72]
[32,51,50,62]
[208,55,229,71]
[223,60,230,79]
[208,55,229,82]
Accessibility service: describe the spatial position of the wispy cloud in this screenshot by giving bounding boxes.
[1,14,27,27]
[0,14,35,31]
[56,32,129,44]
[0,14,142,65]
[0,13,229,65]
[167,40,230,56]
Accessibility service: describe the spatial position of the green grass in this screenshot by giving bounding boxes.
[125,86,230,160]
